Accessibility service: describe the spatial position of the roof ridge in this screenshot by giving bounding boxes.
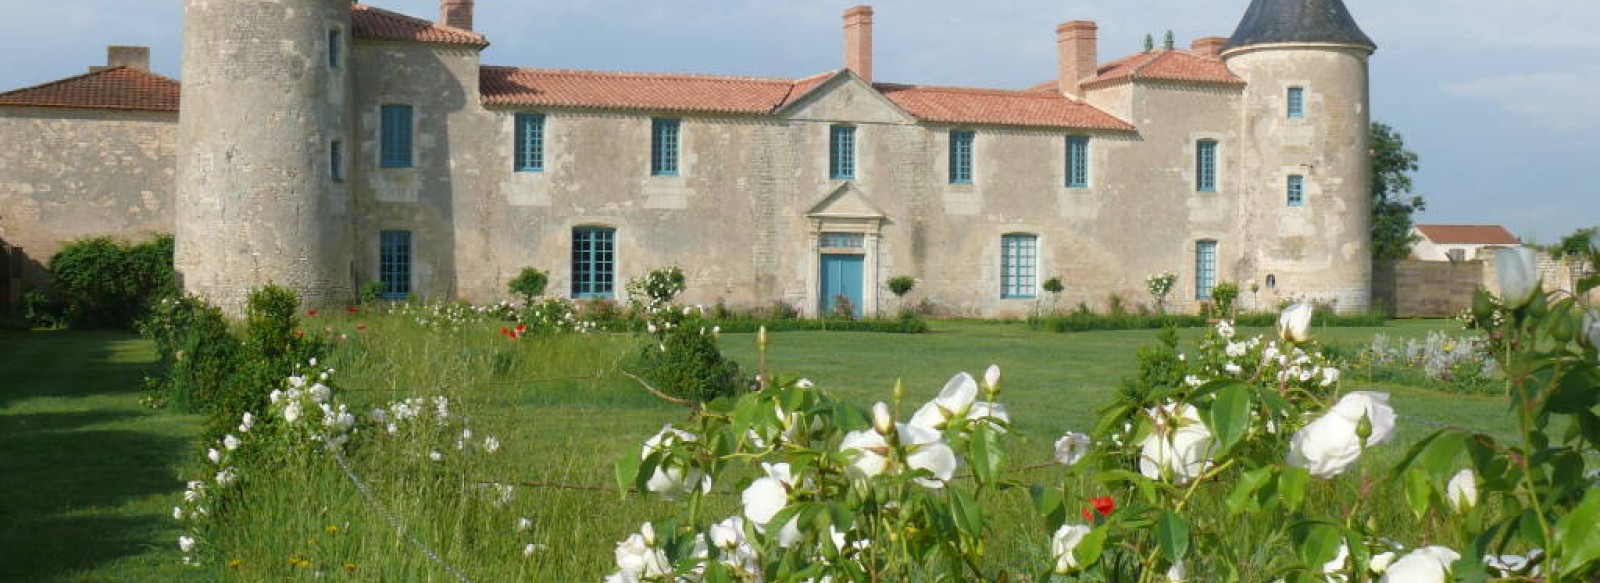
[874,82,1067,99]
[486,65,801,85]
[352,3,489,45]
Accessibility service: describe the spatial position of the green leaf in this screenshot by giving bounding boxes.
[1556,488,1600,577]
[614,453,641,499]
[1204,383,1253,456]
[950,488,986,537]
[1415,430,1469,481]
[1073,526,1108,569]
[1403,468,1434,520]
[1577,410,1600,450]
[971,425,1003,488]
[1227,466,1276,516]
[1278,466,1310,512]
[1031,484,1065,528]
[1156,511,1190,562]
[1293,523,1343,570]
[1546,363,1600,414]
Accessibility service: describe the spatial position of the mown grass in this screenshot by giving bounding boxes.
[2,316,1513,581]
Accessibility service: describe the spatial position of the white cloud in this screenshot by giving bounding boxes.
[1443,71,1600,129]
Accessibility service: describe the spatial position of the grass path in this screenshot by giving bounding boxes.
[0,331,203,583]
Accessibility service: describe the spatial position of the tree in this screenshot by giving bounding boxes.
[1370,121,1426,260]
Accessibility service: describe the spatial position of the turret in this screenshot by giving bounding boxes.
[1223,0,1375,313]
[174,0,355,313]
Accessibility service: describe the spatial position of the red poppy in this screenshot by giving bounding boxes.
[1082,496,1115,522]
[294,329,305,339]
[306,309,319,317]
[348,306,359,314]
[515,323,528,334]
[357,324,367,331]
[500,326,510,337]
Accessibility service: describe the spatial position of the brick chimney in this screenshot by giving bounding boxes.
[106,46,150,71]
[843,5,874,82]
[1056,21,1097,98]
[1191,36,1227,58]
[439,0,474,31]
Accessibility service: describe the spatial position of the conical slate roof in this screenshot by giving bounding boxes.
[1224,0,1375,52]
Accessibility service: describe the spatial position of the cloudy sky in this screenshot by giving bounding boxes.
[2,0,1595,243]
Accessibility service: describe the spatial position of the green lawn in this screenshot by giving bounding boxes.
[0,318,1509,581]
[0,330,205,583]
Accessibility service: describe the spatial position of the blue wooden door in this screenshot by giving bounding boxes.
[821,254,864,318]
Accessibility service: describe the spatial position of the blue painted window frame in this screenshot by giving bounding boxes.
[1066,136,1090,188]
[571,227,616,299]
[1195,240,1218,300]
[515,113,545,172]
[328,29,342,69]
[829,125,856,180]
[330,140,343,182]
[1001,234,1038,299]
[379,230,412,300]
[380,104,413,168]
[948,130,974,184]
[819,232,865,249]
[1287,87,1305,119]
[1287,174,1305,207]
[650,118,679,176]
[1195,140,1217,192]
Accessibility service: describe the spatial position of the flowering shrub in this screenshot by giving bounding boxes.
[636,305,746,402]
[1361,331,1500,394]
[1146,272,1177,314]
[613,359,1015,581]
[627,267,688,308]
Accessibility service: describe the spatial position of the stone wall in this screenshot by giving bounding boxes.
[0,106,177,292]
[1372,259,1481,318]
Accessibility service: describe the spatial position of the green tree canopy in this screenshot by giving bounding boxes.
[1370,121,1425,260]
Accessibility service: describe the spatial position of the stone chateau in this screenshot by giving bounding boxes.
[0,0,1377,317]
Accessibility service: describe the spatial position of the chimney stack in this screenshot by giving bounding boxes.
[843,5,874,82]
[439,0,474,31]
[1056,21,1097,99]
[1191,36,1227,58]
[105,46,150,71]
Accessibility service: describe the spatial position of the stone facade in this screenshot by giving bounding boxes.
[0,0,1379,317]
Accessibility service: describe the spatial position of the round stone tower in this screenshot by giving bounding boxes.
[174,0,354,314]
[1223,0,1376,313]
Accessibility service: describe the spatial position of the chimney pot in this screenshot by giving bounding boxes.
[106,46,150,71]
[439,0,474,31]
[843,5,874,83]
[1056,21,1098,99]
[1191,36,1227,58]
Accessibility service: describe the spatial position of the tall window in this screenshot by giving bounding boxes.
[1195,240,1217,300]
[1195,140,1217,192]
[650,118,679,176]
[830,125,856,180]
[1287,174,1305,207]
[379,230,412,300]
[515,113,545,172]
[1001,234,1038,299]
[948,130,974,184]
[328,29,342,69]
[572,227,616,299]
[1287,87,1305,119]
[330,140,344,182]
[380,104,413,168]
[1066,136,1090,188]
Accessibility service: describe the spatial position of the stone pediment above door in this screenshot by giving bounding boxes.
[807,182,886,224]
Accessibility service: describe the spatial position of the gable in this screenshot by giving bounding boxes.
[780,72,913,125]
[807,182,887,220]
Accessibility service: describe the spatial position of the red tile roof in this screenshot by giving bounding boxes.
[1082,49,1243,89]
[1415,225,1520,245]
[0,67,179,112]
[875,83,1134,131]
[351,4,488,48]
[481,66,801,114]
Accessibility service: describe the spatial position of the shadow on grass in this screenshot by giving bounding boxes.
[0,331,198,582]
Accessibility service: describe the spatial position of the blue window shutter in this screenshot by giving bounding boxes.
[380,105,413,168]
[328,29,341,69]
[1196,140,1217,192]
[830,125,855,180]
[379,230,412,299]
[571,227,617,298]
[1287,174,1305,206]
[330,140,343,182]
[1066,136,1090,188]
[1001,234,1038,299]
[515,113,545,172]
[1287,87,1305,119]
[949,130,973,184]
[1195,240,1217,300]
[651,118,679,176]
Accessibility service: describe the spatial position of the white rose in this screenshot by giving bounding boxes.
[1278,303,1315,343]
[1584,310,1599,355]
[1166,560,1188,582]
[1446,469,1477,513]
[206,449,221,464]
[909,373,978,431]
[1054,432,1093,467]
[1380,546,1459,583]
[222,434,241,451]
[1050,524,1092,574]
[1287,391,1398,478]
[1138,403,1215,484]
[742,463,803,547]
[283,401,302,424]
[1369,551,1397,574]
[1494,247,1540,309]
[984,364,1001,391]
[614,533,671,577]
[641,425,710,500]
[839,423,957,488]
[178,535,196,553]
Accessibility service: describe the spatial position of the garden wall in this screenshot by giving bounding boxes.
[1372,259,1481,318]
